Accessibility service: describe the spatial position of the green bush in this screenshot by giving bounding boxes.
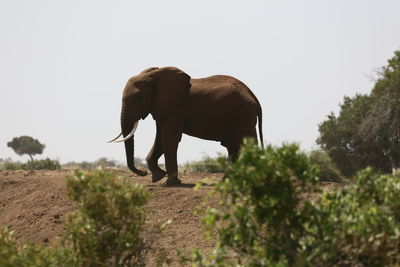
[183,155,225,173]
[183,140,319,266]
[0,170,153,267]
[22,158,61,170]
[308,149,343,182]
[0,227,76,267]
[307,169,400,266]
[62,157,146,170]
[1,159,22,170]
[65,170,151,266]
[185,140,400,266]
[0,158,60,170]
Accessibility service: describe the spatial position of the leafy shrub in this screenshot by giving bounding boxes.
[0,228,76,267]
[183,155,225,173]
[62,157,146,170]
[63,160,102,170]
[22,158,61,170]
[0,170,153,267]
[185,140,400,266]
[308,149,343,182]
[65,170,151,266]
[307,169,400,266]
[1,159,22,170]
[0,158,60,170]
[0,227,18,264]
[183,140,319,266]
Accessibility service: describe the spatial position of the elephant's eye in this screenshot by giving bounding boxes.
[135,94,143,101]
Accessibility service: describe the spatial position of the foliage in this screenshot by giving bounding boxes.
[64,170,151,266]
[1,156,142,171]
[23,158,61,170]
[0,170,154,267]
[7,136,45,161]
[359,50,400,170]
[308,149,343,182]
[182,155,225,173]
[317,94,390,177]
[318,50,400,176]
[63,157,146,170]
[185,140,400,266]
[0,158,22,170]
[0,158,60,170]
[63,157,117,169]
[0,228,76,267]
[184,140,319,266]
[307,168,400,266]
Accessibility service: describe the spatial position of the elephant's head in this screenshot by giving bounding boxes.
[109,67,191,175]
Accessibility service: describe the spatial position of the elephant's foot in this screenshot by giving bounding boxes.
[151,169,167,183]
[165,177,182,186]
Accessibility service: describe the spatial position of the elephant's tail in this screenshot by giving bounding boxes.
[234,79,264,148]
[257,102,264,148]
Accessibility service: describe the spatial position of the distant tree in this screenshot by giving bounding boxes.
[359,50,400,171]
[7,136,45,161]
[317,94,391,177]
[317,50,400,176]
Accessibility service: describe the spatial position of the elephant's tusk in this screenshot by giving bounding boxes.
[115,121,139,143]
[107,132,123,143]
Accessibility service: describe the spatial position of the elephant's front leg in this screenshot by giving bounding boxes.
[146,123,166,183]
[161,123,183,186]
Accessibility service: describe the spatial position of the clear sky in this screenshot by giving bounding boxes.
[1,1,400,164]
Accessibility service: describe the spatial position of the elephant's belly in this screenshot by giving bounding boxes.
[183,129,222,142]
[182,116,233,142]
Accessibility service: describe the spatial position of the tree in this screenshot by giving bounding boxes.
[317,50,400,176]
[317,94,390,177]
[359,50,400,171]
[7,136,45,161]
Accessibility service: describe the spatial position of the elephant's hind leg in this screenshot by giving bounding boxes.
[146,125,166,183]
[226,128,258,162]
[227,145,240,162]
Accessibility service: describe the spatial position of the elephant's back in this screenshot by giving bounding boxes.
[184,75,258,141]
[190,75,246,91]
[190,75,257,106]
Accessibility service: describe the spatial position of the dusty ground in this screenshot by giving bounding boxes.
[0,169,222,266]
[0,169,341,266]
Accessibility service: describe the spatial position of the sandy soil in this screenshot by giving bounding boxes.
[0,169,222,266]
[0,169,341,266]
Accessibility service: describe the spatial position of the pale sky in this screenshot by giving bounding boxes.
[1,1,400,164]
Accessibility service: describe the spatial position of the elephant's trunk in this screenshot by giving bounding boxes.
[122,118,147,176]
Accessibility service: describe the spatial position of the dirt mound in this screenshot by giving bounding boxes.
[0,169,340,265]
[0,170,75,245]
[0,170,222,265]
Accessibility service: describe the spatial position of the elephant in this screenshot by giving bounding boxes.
[109,66,263,186]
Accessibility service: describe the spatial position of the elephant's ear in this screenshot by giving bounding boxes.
[147,67,191,121]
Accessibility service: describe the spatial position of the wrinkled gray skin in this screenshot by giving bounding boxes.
[118,66,263,186]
